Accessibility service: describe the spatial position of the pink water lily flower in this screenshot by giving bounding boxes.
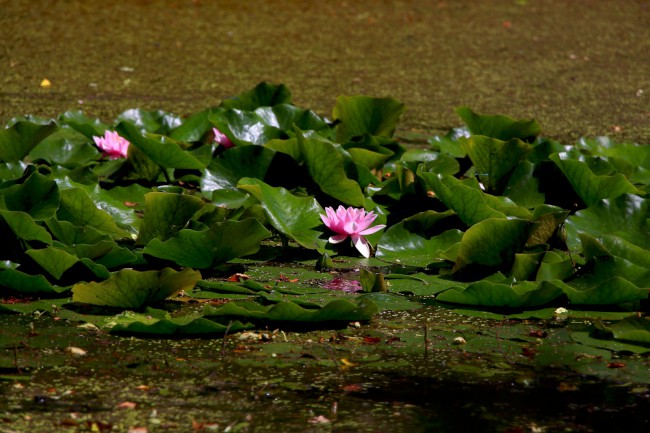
[212,127,234,149]
[93,130,130,159]
[320,206,386,258]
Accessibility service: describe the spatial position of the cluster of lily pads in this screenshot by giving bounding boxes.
[0,82,648,336]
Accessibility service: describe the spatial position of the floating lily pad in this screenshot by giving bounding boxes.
[72,268,201,309]
[203,297,378,324]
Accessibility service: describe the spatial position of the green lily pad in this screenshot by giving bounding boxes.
[237,178,327,251]
[116,108,182,134]
[454,218,533,271]
[26,247,82,280]
[0,120,57,163]
[376,212,462,267]
[0,209,53,245]
[550,152,641,206]
[56,186,132,240]
[332,95,405,142]
[455,107,541,141]
[219,81,292,110]
[593,317,650,345]
[295,131,366,206]
[107,308,252,336]
[503,161,546,207]
[436,280,563,308]
[58,110,108,138]
[137,191,204,245]
[72,267,202,309]
[29,127,100,166]
[0,268,66,294]
[143,218,271,268]
[117,122,205,170]
[203,297,378,323]
[0,170,60,220]
[459,135,532,194]
[564,194,650,251]
[418,171,506,226]
[201,145,278,193]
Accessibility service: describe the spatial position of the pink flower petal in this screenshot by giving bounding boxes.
[352,235,371,258]
[359,224,386,236]
[329,234,349,244]
[213,127,234,149]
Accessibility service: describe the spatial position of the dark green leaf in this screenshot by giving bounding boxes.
[116,108,182,134]
[564,194,650,251]
[550,152,641,206]
[455,107,541,141]
[143,218,271,268]
[419,172,505,226]
[0,210,52,245]
[137,192,204,245]
[296,132,365,206]
[201,145,277,194]
[203,297,378,323]
[333,95,405,142]
[56,187,132,239]
[0,120,57,162]
[237,178,327,251]
[454,218,533,270]
[220,82,292,110]
[108,309,251,336]
[437,280,563,308]
[29,127,100,166]
[459,135,532,193]
[376,213,462,267]
[0,268,65,294]
[0,171,60,220]
[117,122,205,170]
[72,267,201,308]
[58,110,108,138]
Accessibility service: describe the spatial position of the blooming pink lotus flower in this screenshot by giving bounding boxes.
[93,131,130,159]
[320,206,386,258]
[212,127,234,149]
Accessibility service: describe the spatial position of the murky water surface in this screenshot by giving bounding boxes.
[2,307,649,432]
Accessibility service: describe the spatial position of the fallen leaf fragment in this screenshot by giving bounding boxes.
[453,336,467,345]
[278,274,299,283]
[342,384,363,392]
[607,362,626,369]
[65,347,87,356]
[557,382,578,392]
[528,329,547,338]
[60,418,79,427]
[86,420,113,432]
[228,273,250,282]
[77,323,99,331]
[192,419,220,431]
[308,415,331,424]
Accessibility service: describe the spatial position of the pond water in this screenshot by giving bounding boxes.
[2,306,649,432]
[1,0,649,143]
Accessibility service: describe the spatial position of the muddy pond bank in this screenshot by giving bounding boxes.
[1,0,650,143]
